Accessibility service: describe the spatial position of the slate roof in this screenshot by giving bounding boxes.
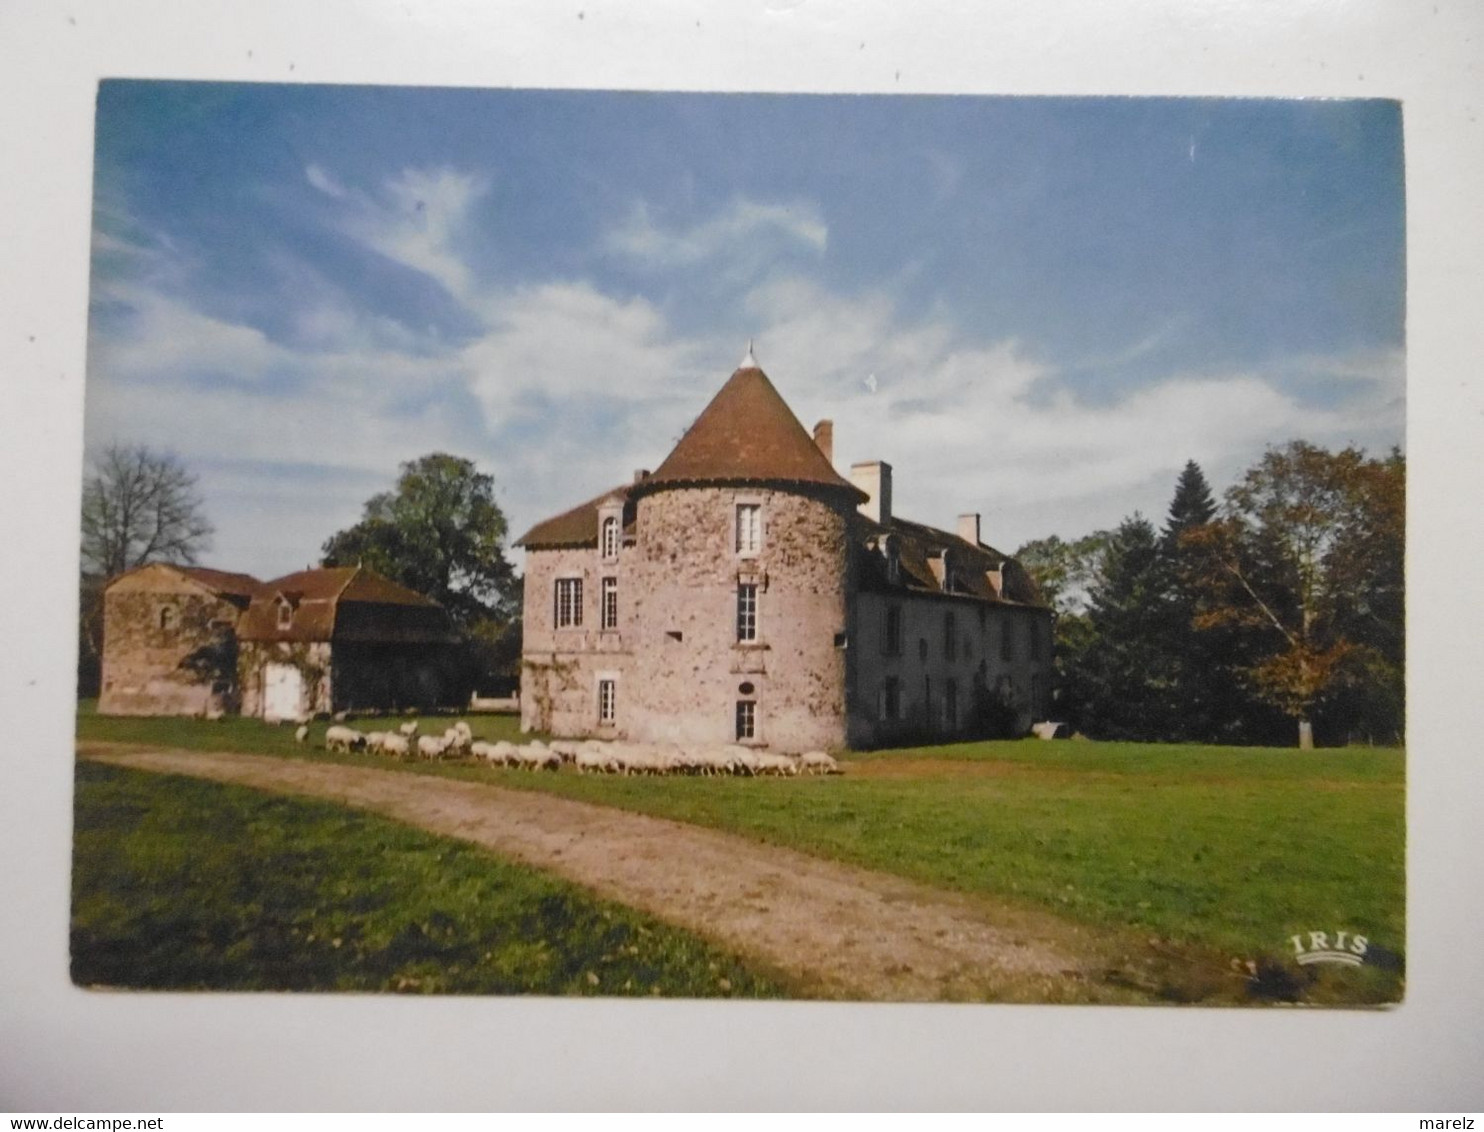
[858,516,1046,607]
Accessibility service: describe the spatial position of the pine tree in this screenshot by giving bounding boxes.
[1074,515,1179,740]
[1156,460,1245,742]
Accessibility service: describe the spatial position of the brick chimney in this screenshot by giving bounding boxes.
[850,461,892,526]
[958,513,981,546]
[813,419,834,466]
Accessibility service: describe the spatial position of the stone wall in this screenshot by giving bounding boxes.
[519,545,634,737]
[98,570,241,716]
[625,485,853,752]
[238,640,333,719]
[851,591,1053,746]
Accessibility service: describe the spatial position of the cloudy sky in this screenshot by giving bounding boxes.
[85,83,1405,580]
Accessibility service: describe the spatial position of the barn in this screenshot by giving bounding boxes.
[97,563,462,719]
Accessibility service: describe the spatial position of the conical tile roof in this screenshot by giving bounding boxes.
[640,355,865,501]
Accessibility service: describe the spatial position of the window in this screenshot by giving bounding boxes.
[158,606,177,632]
[736,582,758,642]
[1000,619,1014,662]
[1029,619,1043,660]
[601,577,618,630]
[598,678,616,724]
[735,503,761,555]
[276,601,292,630]
[555,578,583,628]
[944,612,958,661]
[735,700,756,740]
[945,679,959,727]
[880,677,901,721]
[883,604,903,656]
[601,516,620,560]
[885,540,901,585]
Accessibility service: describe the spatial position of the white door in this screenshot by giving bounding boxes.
[263,663,303,722]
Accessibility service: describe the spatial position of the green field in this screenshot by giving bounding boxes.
[72,760,788,997]
[75,704,1405,1002]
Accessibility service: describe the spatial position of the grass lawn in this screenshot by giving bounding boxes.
[76,703,1404,1001]
[72,759,788,997]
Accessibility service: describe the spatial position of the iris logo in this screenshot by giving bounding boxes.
[1290,930,1368,966]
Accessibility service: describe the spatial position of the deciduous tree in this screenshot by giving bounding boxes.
[322,453,521,689]
[1183,442,1404,748]
[80,444,215,578]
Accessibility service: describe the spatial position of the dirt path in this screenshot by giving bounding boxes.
[79,743,1130,1002]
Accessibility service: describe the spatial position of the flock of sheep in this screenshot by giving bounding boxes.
[305,719,842,777]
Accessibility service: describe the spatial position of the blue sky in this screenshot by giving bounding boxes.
[85,82,1405,579]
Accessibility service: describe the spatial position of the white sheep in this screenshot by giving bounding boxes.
[416,734,450,760]
[398,720,419,738]
[364,731,388,754]
[294,725,309,744]
[324,725,365,753]
[380,733,410,759]
[798,750,840,775]
[755,752,799,776]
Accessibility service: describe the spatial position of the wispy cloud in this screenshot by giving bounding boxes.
[606,198,828,271]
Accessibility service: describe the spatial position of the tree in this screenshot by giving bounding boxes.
[80,444,215,578]
[322,453,521,688]
[1183,442,1405,748]
[1156,460,1249,743]
[1072,515,1182,740]
[1014,531,1111,731]
[78,444,214,696]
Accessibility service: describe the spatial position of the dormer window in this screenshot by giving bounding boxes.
[882,536,900,585]
[158,606,176,632]
[601,516,621,560]
[277,600,293,630]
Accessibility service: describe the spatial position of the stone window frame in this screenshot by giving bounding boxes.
[733,496,763,558]
[600,576,619,631]
[736,580,760,643]
[600,515,621,561]
[554,575,584,630]
[158,605,177,632]
[596,672,618,725]
[735,698,757,741]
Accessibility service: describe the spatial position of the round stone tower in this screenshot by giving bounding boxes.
[624,347,867,752]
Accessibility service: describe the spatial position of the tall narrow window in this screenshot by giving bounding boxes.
[883,604,903,656]
[598,679,616,724]
[1000,619,1014,662]
[276,601,292,630]
[555,578,583,628]
[735,503,761,555]
[945,679,958,727]
[600,577,618,630]
[880,677,901,721]
[159,606,177,632]
[1029,619,1043,660]
[601,516,620,560]
[735,700,756,740]
[736,582,758,642]
[944,612,958,661]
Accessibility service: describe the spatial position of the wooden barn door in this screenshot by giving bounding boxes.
[263,663,303,722]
